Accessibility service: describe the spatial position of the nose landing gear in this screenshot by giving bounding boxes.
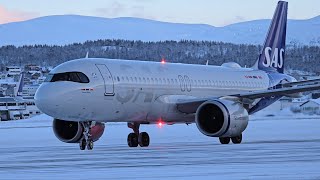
[127,122,150,147]
[79,121,94,150]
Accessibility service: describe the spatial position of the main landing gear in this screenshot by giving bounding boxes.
[219,134,242,144]
[79,122,94,150]
[127,122,150,147]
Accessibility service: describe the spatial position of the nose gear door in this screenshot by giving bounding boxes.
[95,64,114,96]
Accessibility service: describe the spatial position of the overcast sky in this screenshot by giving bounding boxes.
[0,0,319,26]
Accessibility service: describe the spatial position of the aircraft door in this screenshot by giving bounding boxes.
[95,64,114,96]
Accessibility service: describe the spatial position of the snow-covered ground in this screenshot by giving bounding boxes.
[0,112,320,180]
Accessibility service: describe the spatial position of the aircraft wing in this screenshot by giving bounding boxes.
[176,83,320,114]
[232,83,320,99]
[282,78,320,87]
[176,98,208,114]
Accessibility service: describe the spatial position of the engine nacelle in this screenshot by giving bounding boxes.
[53,119,105,143]
[195,100,248,137]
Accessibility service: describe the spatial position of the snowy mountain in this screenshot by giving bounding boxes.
[0,15,319,46]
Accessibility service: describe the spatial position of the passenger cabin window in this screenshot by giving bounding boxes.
[49,72,89,83]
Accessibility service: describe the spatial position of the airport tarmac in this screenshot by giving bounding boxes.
[0,114,319,180]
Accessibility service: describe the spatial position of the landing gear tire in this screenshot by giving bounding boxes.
[138,132,150,147]
[231,134,242,144]
[87,140,94,150]
[219,137,230,144]
[80,138,86,150]
[127,133,139,147]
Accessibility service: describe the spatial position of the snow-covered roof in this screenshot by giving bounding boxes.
[0,78,16,84]
[300,98,320,106]
[292,98,308,103]
[0,97,19,103]
[310,99,320,105]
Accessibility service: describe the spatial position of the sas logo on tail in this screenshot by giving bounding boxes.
[263,47,284,68]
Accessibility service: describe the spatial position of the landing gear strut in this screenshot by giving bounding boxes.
[219,134,242,144]
[79,121,94,150]
[127,122,150,147]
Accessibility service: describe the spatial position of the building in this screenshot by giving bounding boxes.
[6,66,22,77]
[300,99,320,115]
[37,76,46,84]
[0,97,41,121]
[24,65,41,72]
[0,66,45,121]
[0,82,18,97]
[279,97,308,111]
[24,97,42,117]
[22,85,39,98]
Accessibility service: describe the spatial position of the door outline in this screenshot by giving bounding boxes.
[95,64,115,96]
[184,75,191,92]
[178,75,185,92]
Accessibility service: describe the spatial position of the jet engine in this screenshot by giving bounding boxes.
[53,119,105,143]
[195,100,249,137]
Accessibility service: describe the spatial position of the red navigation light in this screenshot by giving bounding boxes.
[161,57,166,64]
[157,119,164,128]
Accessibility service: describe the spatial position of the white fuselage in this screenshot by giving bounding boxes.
[35,58,270,123]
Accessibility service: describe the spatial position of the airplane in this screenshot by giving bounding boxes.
[35,1,320,150]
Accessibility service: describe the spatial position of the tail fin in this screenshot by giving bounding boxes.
[253,1,288,73]
[16,73,24,97]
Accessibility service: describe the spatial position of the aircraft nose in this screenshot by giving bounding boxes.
[35,83,61,117]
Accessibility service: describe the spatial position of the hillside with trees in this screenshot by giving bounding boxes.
[0,39,319,74]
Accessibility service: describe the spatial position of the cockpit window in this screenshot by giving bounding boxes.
[49,72,90,83]
[77,73,90,83]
